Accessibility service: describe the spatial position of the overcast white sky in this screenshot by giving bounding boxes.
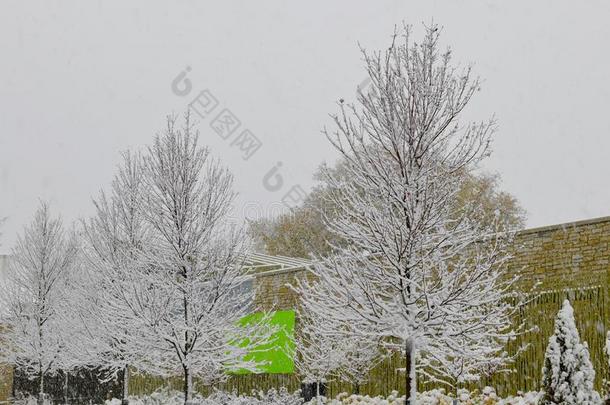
[1,0,609,252]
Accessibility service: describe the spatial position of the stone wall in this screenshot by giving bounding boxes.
[507,216,610,290]
[254,216,610,310]
[254,268,305,311]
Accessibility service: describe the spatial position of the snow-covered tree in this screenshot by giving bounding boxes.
[338,337,382,395]
[0,202,78,404]
[129,112,275,404]
[294,310,379,398]
[79,151,151,404]
[52,251,95,405]
[541,299,600,405]
[292,286,382,398]
[295,25,523,403]
[249,163,526,259]
[292,313,343,403]
[418,330,517,397]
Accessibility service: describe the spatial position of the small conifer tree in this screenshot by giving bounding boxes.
[541,299,600,404]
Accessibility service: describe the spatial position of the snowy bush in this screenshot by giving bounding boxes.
[541,300,601,404]
[105,387,547,405]
[301,388,543,405]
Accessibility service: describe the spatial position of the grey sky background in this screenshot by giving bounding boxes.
[1,0,609,253]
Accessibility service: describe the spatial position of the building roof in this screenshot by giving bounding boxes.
[242,252,313,274]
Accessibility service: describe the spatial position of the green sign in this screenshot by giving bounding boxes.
[235,310,295,374]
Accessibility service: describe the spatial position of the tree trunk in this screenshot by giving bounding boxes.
[182,278,192,405]
[405,339,416,405]
[37,365,44,405]
[63,371,68,405]
[121,365,129,405]
[183,365,193,405]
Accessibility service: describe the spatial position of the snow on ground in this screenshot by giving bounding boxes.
[101,387,544,405]
[105,388,302,405]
